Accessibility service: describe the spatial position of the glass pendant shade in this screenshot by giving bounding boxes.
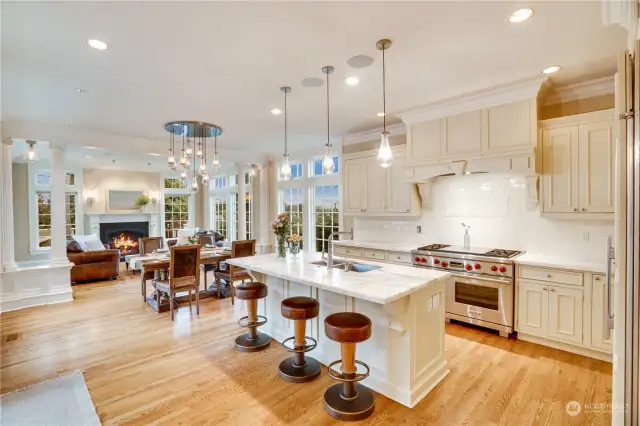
[280,155,292,180]
[377,131,393,167]
[199,162,207,175]
[180,170,188,180]
[185,147,193,158]
[201,173,210,185]
[211,153,220,171]
[167,155,176,166]
[196,149,203,159]
[322,146,335,173]
[179,157,187,167]
[27,147,36,162]
[190,180,199,192]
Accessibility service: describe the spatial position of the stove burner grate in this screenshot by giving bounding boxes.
[483,249,521,259]
[417,244,450,251]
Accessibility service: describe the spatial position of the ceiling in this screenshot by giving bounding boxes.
[2,1,627,170]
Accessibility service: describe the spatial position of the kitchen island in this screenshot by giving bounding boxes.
[226,252,451,408]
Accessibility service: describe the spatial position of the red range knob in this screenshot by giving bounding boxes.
[434,258,440,265]
[474,263,482,270]
[415,257,421,262]
[491,265,498,272]
[421,257,427,263]
[441,261,448,267]
[499,266,507,273]
[465,264,473,271]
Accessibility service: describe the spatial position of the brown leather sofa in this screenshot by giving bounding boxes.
[67,240,121,283]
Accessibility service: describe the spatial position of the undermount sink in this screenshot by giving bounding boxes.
[310,260,381,273]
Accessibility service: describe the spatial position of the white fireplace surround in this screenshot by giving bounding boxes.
[85,213,161,239]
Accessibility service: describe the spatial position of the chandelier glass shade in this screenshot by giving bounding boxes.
[165,121,223,192]
[280,86,292,181]
[377,39,393,168]
[321,66,335,174]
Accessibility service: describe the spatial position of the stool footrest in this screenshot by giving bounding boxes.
[281,336,318,353]
[237,315,268,328]
[327,360,370,383]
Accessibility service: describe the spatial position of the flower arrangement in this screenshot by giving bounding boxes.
[272,213,290,257]
[134,194,151,207]
[287,234,302,259]
[187,232,199,245]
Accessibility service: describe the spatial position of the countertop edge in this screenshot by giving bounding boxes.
[514,256,605,274]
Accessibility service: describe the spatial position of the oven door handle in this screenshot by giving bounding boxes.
[450,273,512,287]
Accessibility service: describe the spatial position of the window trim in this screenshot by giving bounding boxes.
[208,170,253,242]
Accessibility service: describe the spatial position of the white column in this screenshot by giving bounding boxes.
[1,139,17,272]
[237,164,247,240]
[49,145,72,266]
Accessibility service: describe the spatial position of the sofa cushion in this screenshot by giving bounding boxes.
[67,240,84,253]
[68,249,121,266]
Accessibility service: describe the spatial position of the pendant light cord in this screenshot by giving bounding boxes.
[284,90,288,156]
[382,46,387,132]
[326,70,330,148]
[214,133,217,154]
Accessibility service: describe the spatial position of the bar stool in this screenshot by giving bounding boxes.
[323,312,374,421]
[234,282,271,352]
[279,296,321,383]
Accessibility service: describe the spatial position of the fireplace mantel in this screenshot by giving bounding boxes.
[85,212,161,238]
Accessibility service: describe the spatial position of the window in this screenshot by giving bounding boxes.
[245,192,253,240]
[212,176,228,189]
[164,195,190,238]
[312,157,340,176]
[35,191,77,248]
[233,192,253,240]
[281,187,304,248]
[212,196,228,238]
[164,178,186,189]
[234,192,238,240]
[314,185,339,252]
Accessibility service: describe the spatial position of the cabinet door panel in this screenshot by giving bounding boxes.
[542,126,579,213]
[409,119,442,162]
[485,100,532,153]
[578,121,615,213]
[365,157,387,213]
[591,274,613,352]
[344,159,367,214]
[386,159,412,213]
[548,286,583,345]
[517,280,548,337]
[443,110,482,157]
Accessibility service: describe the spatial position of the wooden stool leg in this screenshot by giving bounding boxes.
[293,319,307,366]
[235,297,270,353]
[341,343,357,399]
[247,299,258,339]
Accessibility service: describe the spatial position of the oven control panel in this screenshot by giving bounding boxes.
[411,254,513,278]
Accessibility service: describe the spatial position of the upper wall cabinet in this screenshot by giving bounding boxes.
[405,99,537,164]
[540,109,615,219]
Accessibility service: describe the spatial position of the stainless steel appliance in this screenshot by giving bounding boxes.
[411,244,522,337]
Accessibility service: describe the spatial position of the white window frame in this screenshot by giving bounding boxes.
[208,169,253,242]
[161,175,195,239]
[28,164,83,255]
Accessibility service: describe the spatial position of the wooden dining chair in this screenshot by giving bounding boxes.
[154,244,201,321]
[214,239,256,305]
[139,237,164,255]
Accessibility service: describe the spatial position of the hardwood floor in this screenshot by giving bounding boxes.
[1,268,612,425]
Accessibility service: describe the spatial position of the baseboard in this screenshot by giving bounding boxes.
[1,264,73,313]
[1,289,73,313]
[518,333,612,362]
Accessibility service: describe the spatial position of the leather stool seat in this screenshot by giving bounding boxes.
[281,296,320,319]
[324,312,372,343]
[235,281,268,300]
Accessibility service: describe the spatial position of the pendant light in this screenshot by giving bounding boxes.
[167,128,176,170]
[280,86,292,180]
[201,131,210,184]
[377,38,393,168]
[321,66,335,174]
[211,133,220,171]
[179,132,188,168]
[190,141,199,192]
[26,140,37,162]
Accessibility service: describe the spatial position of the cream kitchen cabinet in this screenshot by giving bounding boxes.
[407,118,442,163]
[517,280,548,336]
[591,274,613,352]
[484,99,535,154]
[344,148,420,216]
[442,110,483,158]
[540,110,615,219]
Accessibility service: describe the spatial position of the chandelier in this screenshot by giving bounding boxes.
[164,121,223,192]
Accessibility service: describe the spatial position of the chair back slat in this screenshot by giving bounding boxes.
[199,235,214,246]
[170,245,200,288]
[232,240,256,259]
[139,237,163,256]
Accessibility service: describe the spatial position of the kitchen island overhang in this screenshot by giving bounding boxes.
[226,252,451,408]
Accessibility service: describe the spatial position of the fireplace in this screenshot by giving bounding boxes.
[100,222,149,258]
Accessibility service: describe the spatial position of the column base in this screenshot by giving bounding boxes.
[235,331,271,353]
[279,355,321,383]
[324,383,375,421]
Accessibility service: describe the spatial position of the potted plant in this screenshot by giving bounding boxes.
[134,194,151,213]
[271,213,290,258]
[287,234,302,259]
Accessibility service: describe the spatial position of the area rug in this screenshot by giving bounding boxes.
[0,371,101,426]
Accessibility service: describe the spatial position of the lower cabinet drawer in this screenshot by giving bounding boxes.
[519,266,583,286]
[334,246,362,257]
[362,249,386,260]
[386,251,412,264]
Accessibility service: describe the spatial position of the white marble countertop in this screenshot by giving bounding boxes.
[332,240,416,253]
[515,253,605,274]
[226,252,450,305]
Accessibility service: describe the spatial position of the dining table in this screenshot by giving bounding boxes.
[131,248,232,313]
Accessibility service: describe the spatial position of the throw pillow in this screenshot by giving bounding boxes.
[84,239,106,251]
[66,240,84,253]
[73,234,102,251]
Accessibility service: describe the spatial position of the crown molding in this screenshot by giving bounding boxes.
[342,122,406,146]
[543,76,615,105]
[397,75,547,125]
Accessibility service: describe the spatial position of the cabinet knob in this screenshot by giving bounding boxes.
[542,287,548,291]
[573,208,578,212]
[581,208,586,212]
[547,274,552,278]
[406,209,410,212]
[594,276,600,281]
[550,288,556,292]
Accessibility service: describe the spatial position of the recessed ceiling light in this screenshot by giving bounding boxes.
[86,39,109,50]
[85,155,92,158]
[347,55,374,69]
[377,112,386,117]
[541,65,561,74]
[345,76,359,85]
[149,153,161,156]
[270,108,282,115]
[84,146,102,150]
[76,88,86,93]
[65,120,72,124]
[301,77,323,88]
[507,8,533,23]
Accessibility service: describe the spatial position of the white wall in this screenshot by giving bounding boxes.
[354,174,613,264]
[83,168,161,215]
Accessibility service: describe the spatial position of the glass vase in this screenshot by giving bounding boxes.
[289,243,300,259]
[276,236,286,258]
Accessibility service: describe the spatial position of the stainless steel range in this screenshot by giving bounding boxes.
[412,244,523,336]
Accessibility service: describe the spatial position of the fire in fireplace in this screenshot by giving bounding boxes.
[112,233,139,255]
[99,222,149,259]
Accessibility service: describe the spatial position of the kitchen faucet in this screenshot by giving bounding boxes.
[327,229,354,268]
